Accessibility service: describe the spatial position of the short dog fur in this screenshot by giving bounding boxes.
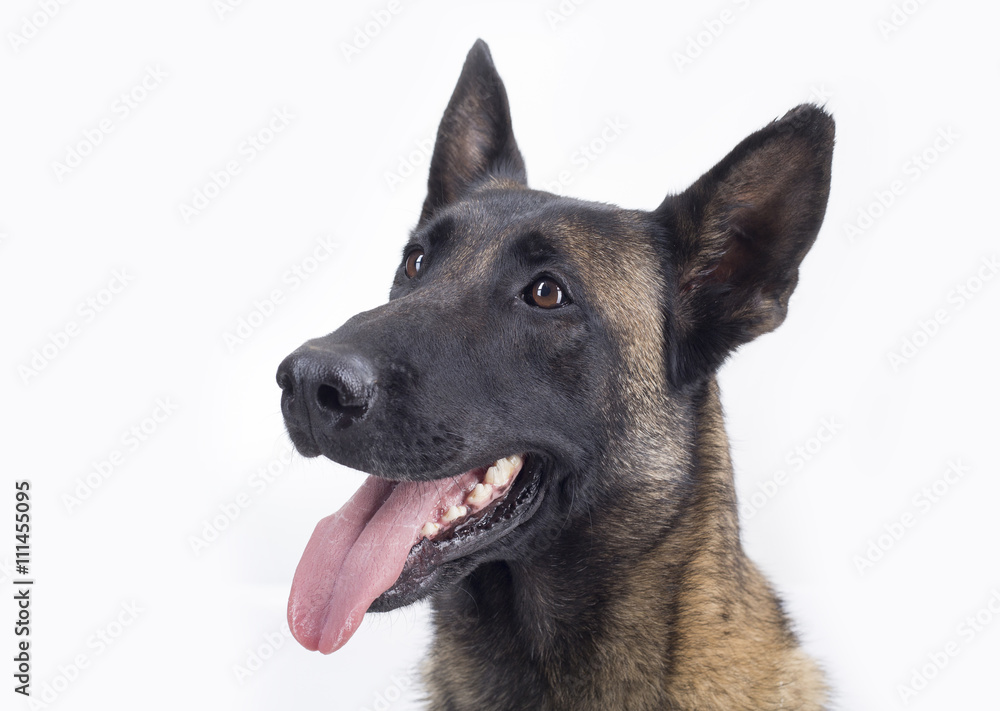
[278,39,835,710]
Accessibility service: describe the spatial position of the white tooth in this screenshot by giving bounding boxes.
[442,505,468,523]
[484,465,501,486]
[421,522,440,538]
[492,458,514,486]
[508,454,523,472]
[466,483,491,506]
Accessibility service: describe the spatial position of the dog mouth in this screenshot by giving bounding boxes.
[287,453,544,654]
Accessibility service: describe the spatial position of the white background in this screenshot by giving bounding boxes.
[2,1,998,709]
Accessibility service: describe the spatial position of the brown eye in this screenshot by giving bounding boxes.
[404,249,424,278]
[525,278,567,309]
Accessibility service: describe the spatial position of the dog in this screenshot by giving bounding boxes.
[277,39,834,710]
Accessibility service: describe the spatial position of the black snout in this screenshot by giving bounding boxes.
[276,343,377,454]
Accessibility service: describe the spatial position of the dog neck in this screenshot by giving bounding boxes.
[425,377,826,710]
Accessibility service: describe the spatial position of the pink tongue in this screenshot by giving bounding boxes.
[288,471,479,654]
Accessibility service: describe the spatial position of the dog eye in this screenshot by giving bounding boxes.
[404,249,424,278]
[524,278,567,309]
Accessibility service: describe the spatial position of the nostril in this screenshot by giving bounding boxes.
[316,379,370,427]
[316,384,341,412]
[277,372,294,395]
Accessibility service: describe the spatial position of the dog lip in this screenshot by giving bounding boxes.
[284,423,323,458]
[368,453,547,612]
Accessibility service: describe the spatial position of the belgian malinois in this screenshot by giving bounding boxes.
[278,39,834,710]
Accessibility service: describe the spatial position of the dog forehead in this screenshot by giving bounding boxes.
[447,191,659,275]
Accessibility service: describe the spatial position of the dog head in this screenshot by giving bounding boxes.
[277,39,834,653]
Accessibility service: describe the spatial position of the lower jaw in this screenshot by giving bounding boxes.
[369,453,547,612]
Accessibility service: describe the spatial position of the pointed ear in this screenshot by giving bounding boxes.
[658,104,835,385]
[418,39,526,226]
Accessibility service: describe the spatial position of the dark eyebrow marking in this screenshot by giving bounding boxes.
[401,216,456,263]
[509,231,561,269]
[423,216,455,252]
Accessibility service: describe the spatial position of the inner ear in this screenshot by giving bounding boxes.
[661,104,835,385]
[418,40,526,227]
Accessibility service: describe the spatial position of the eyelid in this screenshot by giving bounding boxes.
[534,271,573,298]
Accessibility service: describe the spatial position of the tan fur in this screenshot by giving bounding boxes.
[625,381,827,709]
[553,214,667,408]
